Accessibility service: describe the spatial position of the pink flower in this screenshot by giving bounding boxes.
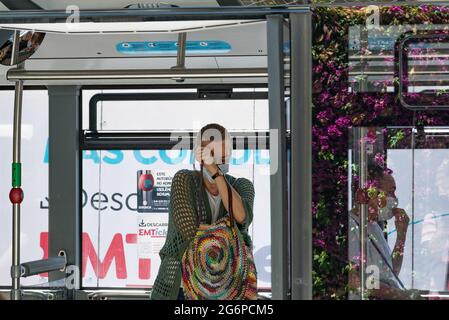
[374,153,385,167]
[327,124,342,137]
[317,110,331,123]
[335,116,351,128]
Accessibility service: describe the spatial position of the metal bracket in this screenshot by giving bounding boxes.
[197,88,232,99]
[10,265,21,278]
[58,250,67,272]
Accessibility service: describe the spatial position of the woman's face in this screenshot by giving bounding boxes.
[354,173,397,221]
[200,140,229,164]
[379,173,396,196]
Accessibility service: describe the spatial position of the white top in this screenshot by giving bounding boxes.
[206,189,222,224]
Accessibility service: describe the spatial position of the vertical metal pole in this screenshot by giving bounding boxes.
[360,27,369,92]
[11,80,23,301]
[48,86,81,291]
[267,14,289,300]
[12,85,22,175]
[171,32,187,82]
[359,127,368,300]
[176,32,187,69]
[10,30,23,301]
[290,12,312,300]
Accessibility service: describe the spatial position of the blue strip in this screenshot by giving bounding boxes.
[116,40,232,55]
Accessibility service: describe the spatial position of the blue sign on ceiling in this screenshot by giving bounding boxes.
[116,40,232,55]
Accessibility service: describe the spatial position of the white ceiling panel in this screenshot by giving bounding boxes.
[32,0,220,10]
[0,19,262,34]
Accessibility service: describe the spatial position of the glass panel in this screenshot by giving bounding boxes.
[82,94,272,293]
[407,127,449,294]
[350,126,449,299]
[349,19,449,97]
[349,127,413,299]
[81,89,199,131]
[88,96,267,132]
[0,90,49,287]
[312,5,449,300]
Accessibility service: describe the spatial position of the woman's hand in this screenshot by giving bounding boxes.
[393,208,410,236]
[195,144,219,175]
[392,208,409,274]
[367,197,380,222]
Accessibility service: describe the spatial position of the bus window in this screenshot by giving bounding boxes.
[81,92,272,294]
[0,90,49,287]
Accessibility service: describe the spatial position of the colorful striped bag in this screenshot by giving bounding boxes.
[181,177,257,300]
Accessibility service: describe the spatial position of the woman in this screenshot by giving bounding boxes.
[348,166,414,299]
[151,123,255,300]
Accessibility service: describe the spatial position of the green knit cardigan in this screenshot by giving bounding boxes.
[150,169,255,300]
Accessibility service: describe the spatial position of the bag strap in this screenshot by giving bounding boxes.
[224,175,234,227]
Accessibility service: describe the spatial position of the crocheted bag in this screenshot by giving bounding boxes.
[181,174,257,300]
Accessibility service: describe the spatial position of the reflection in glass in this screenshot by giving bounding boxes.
[0,30,45,65]
[348,127,437,300]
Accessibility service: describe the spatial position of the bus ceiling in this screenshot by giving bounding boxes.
[0,5,301,86]
[0,1,227,11]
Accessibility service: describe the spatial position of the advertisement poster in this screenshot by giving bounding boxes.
[137,214,168,259]
[137,170,172,213]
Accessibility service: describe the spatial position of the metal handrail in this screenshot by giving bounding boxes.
[86,289,272,300]
[22,291,55,300]
[7,68,269,81]
[88,290,151,300]
[0,289,56,300]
